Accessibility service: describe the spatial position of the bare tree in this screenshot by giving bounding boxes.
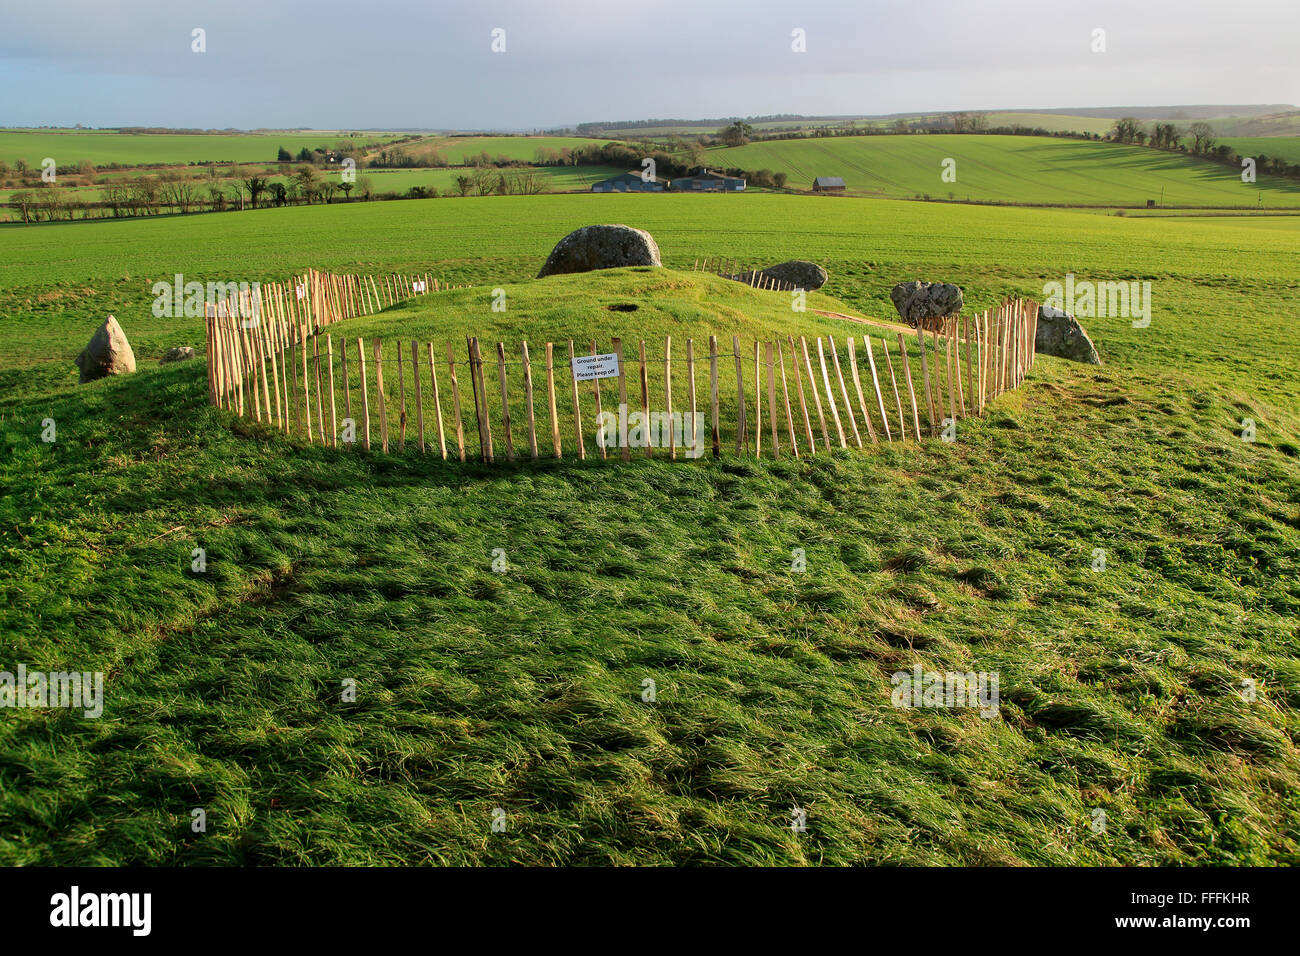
[1188,121,1216,154]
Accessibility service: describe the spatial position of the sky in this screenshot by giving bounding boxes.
[0,0,1296,130]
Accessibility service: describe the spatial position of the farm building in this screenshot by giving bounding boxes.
[591,171,668,192]
[813,176,846,193]
[669,169,746,192]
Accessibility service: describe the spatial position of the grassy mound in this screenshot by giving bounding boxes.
[2,262,1298,865]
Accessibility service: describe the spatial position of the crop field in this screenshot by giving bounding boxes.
[709,134,1300,206]
[381,135,609,165]
[2,192,1298,865]
[0,129,404,168]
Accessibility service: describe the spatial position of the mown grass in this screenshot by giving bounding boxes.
[1,196,1298,865]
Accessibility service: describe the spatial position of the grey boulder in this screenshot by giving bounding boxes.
[1035,306,1101,364]
[76,315,136,383]
[890,281,964,326]
[762,260,828,290]
[537,224,662,278]
[159,346,196,364]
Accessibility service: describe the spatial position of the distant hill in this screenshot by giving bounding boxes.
[570,106,1299,140]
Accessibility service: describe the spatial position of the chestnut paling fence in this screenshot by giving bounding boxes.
[692,256,804,292]
[205,291,1041,463]
[208,266,471,336]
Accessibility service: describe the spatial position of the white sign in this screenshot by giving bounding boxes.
[295,285,306,300]
[572,353,620,381]
[413,280,426,293]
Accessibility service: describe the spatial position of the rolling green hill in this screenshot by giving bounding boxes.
[2,194,1299,865]
[711,134,1300,206]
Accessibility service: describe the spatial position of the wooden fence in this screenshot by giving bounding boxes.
[209,267,470,335]
[205,295,1040,463]
[692,257,802,292]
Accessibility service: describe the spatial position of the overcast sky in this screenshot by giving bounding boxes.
[1,0,1296,129]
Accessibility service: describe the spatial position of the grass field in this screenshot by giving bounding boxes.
[981,113,1117,135]
[710,134,1300,206]
[1,193,1298,865]
[0,130,405,168]
[1220,137,1300,166]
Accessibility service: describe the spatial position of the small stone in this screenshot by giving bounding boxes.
[159,346,197,365]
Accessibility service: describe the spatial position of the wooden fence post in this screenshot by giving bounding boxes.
[495,342,514,462]
[708,335,720,459]
[765,341,780,457]
[357,338,370,450]
[898,333,922,441]
[546,342,561,459]
[686,338,697,457]
[373,338,388,452]
[845,336,876,445]
[732,335,747,454]
[411,340,425,454]
[429,343,447,459]
[665,336,675,460]
[753,340,762,459]
[638,339,651,458]
[590,340,606,460]
[788,335,814,452]
[613,337,630,461]
[468,337,493,463]
[327,334,338,447]
[916,326,937,437]
[776,339,799,459]
[827,337,860,447]
[521,340,539,459]
[816,338,847,448]
[863,335,892,442]
[396,340,408,452]
[568,339,585,460]
[879,337,905,441]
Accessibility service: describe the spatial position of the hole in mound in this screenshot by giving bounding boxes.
[607,303,639,312]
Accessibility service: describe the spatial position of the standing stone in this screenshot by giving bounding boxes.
[890,281,964,326]
[537,224,662,278]
[76,315,136,383]
[1035,306,1101,364]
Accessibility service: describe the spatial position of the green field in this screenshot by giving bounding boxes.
[981,113,1117,135]
[339,164,626,195]
[1220,137,1300,166]
[0,130,404,168]
[2,193,1299,865]
[710,134,1300,206]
